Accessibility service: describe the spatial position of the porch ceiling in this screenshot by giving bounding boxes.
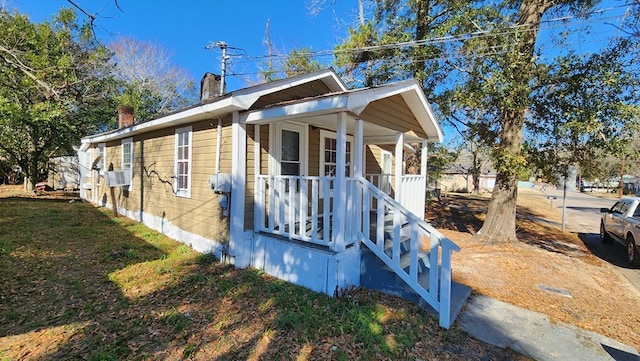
[241,79,443,144]
[249,79,344,111]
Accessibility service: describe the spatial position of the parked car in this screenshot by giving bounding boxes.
[600,197,640,266]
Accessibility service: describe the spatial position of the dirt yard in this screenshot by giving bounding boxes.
[426,188,640,351]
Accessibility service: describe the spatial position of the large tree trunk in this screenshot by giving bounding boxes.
[477,0,550,243]
[477,111,524,243]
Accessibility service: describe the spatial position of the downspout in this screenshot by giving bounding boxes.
[215,118,222,174]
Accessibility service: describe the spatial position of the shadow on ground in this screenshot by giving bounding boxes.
[578,232,639,270]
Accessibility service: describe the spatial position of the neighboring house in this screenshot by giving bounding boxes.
[48,156,80,190]
[439,148,496,193]
[77,69,467,328]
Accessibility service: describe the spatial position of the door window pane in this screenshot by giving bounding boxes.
[281,129,301,177]
[282,130,300,162]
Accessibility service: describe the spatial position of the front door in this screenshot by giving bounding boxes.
[270,122,308,230]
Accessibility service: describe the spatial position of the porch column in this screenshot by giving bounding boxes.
[421,140,428,179]
[419,139,428,219]
[394,132,404,203]
[354,119,364,178]
[353,118,364,249]
[332,112,348,252]
[254,124,263,231]
[230,111,249,267]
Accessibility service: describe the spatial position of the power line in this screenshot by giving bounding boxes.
[220,3,634,79]
[234,4,631,61]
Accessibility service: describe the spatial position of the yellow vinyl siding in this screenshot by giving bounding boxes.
[101,119,231,244]
[308,126,320,177]
[365,144,386,175]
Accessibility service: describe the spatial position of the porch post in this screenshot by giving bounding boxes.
[254,124,263,231]
[394,132,404,203]
[354,119,364,178]
[418,139,428,219]
[353,118,364,248]
[332,112,348,252]
[421,140,428,179]
[230,111,249,267]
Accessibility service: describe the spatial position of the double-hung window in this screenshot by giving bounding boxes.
[380,150,392,194]
[97,143,106,175]
[174,126,192,198]
[319,130,353,197]
[121,138,133,191]
[320,130,353,178]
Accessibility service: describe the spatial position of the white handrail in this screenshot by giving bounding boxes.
[354,177,460,328]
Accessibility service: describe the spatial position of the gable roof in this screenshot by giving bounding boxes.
[81,69,442,145]
[241,79,443,143]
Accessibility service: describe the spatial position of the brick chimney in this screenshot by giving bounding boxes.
[118,106,134,128]
[200,72,222,102]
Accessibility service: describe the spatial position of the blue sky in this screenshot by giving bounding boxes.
[5,1,632,96]
[6,0,361,91]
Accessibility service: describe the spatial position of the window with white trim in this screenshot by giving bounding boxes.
[121,138,133,191]
[97,143,106,175]
[379,149,393,194]
[381,150,392,175]
[174,126,192,198]
[320,130,353,178]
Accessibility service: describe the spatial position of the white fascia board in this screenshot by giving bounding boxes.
[79,69,351,144]
[242,96,349,124]
[346,80,417,115]
[349,80,443,143]
[242,82,419,124]
[400,83,443,143]
[81,98,241,145]
[240,77,443,144]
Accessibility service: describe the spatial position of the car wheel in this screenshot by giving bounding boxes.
[600,222,613,244]
[627,235,640,266]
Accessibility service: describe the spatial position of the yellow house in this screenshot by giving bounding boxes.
[77,69,467,328]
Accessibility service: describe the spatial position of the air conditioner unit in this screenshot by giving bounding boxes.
[105,170,131,187]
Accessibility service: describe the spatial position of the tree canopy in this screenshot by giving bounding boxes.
[334,0,640,243]
[0,8,200,189]
[0,8,116,189]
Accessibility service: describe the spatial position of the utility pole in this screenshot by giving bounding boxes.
[218,41,227,96]
[205,41,229,96]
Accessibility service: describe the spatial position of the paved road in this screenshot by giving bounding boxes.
[533,185,640,292]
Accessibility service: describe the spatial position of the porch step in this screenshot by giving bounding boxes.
[361,210,470,325]
[360,250,471,325]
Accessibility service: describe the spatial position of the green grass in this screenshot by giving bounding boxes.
[0,191,527,361]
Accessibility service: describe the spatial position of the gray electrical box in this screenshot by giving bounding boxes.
[209,173,231,193]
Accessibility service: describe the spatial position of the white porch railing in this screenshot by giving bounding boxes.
[365,173,426,218]
[399,174,426,218]
[254,175,358,251]
[254,174,460,328]
[351,177,460,328]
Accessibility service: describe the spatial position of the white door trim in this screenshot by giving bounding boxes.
[269,122,308,176]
